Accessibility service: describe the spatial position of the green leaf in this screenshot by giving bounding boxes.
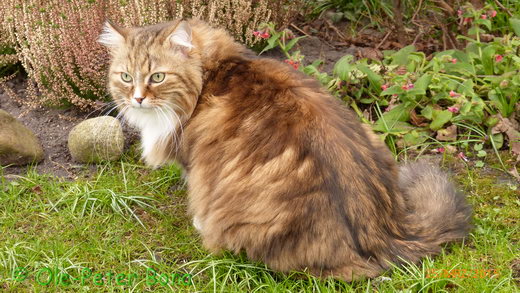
[373,120,414,134]
[284,36,305,52]
[357,64,382,92]
[459,79,475,96]
[381,85,404,96]
[510,18,520,37]
[259,34,280,55]
[445,61,476,76]
[430,110,453,131]
[382,104,412,122]
[460,102,472,115]
[476,18,492,30]
[477,150,487,157]
[373,104,414,133]
[474,143,483,151]
[482,45,496,75]
[403,130,429,145]
[333,55,354,81]
[491,133,504,149]
[475,160,485,168]
[390,45,416,66]
[359,98,375,104]
[421,105,433,120]
[413,73,432,93]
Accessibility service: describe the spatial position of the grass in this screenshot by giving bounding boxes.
[0,150,518,292]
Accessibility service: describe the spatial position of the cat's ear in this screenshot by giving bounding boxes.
[98,20,126,49]
[168,21,193,53]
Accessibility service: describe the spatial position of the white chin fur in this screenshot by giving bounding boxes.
[123,107,177,161]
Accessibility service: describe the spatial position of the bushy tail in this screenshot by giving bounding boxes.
[399,161,472,246]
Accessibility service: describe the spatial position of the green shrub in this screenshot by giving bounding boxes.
[258,4,520,161]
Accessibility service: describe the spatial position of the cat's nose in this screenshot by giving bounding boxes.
[134,97,145,104]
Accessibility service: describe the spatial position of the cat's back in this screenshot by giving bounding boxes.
[185,55,399,200]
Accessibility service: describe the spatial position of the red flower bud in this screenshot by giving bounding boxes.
[449,90,460,97]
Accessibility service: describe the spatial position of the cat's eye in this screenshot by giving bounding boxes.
[150,72,165,83]
[121,72,133,82]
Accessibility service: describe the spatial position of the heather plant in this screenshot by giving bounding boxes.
[183,0,301,46]
[0,0,301,110]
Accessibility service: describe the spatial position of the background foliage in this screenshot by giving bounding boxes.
[0,0,301,109]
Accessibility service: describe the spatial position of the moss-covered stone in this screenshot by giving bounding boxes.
[0,109,44,166]
[68,116,124,163]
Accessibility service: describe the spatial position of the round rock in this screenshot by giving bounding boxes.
[0,109,44,166]
[68,116,124,163]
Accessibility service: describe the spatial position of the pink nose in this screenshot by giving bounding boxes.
[134,97,145,104]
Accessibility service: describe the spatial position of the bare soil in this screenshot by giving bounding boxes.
[0,76,88,177]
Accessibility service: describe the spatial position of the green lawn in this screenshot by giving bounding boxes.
[0,149,518,292]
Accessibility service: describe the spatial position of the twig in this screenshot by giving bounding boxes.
[494,0,513,17]
[412,32,424,47]
[324,19,348,42]
[289,23,335,49]
[290,23,311,38]
[433,0,455,15]
[411,0,424,23]
[376,31,392,49]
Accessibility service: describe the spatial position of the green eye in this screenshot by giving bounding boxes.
[121,72,132,82]
[150,72,165,83]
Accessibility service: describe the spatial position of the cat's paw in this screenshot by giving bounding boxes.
[193,216,202,232]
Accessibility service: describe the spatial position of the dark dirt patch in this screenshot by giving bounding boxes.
[263,35,360,73]
[0,76,88,177]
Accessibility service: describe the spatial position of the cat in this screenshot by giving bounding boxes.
[99,19,472,281]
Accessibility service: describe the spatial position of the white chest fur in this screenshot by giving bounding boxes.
[124,107,178,160]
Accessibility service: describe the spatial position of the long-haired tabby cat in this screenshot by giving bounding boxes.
[99,19,471,281]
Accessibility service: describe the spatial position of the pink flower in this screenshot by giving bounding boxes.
[490,10,497,18]
[481,14,487,20]
[437,147,445,153]
[447,106,459,113]
[495,55,503,62]
[458,152,469,162]
[254,31,270,39]
[457,152,469,162]
[457,9,463,16]
[381,84,389,91]
[402,83,414,90]
[463,17,472,23]
[284,59,299,70]
[449,90,460,97]
[451,58,457,64]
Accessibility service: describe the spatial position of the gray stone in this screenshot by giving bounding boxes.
[0,109,44,166]
[68,116,124,163]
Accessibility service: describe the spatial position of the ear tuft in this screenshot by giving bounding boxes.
[169,21,193,51]
[98,20,125,48]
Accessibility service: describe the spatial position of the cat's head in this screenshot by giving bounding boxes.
[99,20,203,134]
